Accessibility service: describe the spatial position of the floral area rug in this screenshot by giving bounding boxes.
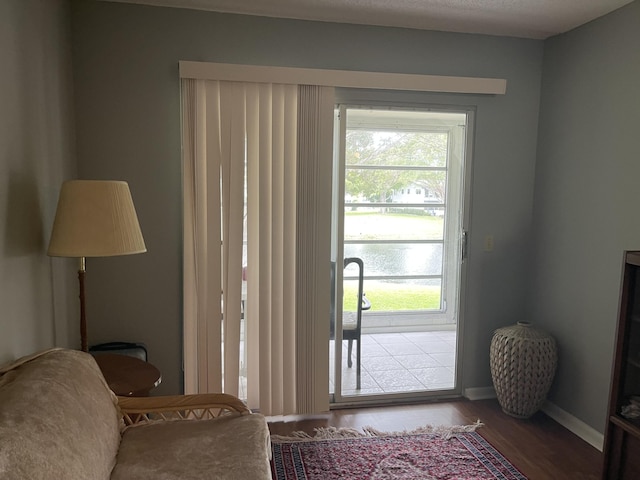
[270,423,527,480]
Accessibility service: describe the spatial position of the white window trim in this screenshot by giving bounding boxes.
[179,61,507,95]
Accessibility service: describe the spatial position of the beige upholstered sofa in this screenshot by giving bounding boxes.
[0,348,271,479]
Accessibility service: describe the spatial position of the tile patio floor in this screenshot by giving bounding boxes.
[238,329,457,401]
[330,330,457,397]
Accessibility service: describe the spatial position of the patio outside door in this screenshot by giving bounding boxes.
[331,105,472,405]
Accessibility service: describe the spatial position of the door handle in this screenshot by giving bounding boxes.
[461,230,468,263]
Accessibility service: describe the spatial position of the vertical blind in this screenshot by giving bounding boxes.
[182,78,333,415]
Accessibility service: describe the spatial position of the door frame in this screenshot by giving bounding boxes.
[330,101,475,407]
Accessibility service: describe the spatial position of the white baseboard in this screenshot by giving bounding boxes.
[463,386,496,400]
[541,401,604,452]
[463,387,604,451]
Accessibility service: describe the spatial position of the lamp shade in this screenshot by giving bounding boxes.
[48,180,146,257]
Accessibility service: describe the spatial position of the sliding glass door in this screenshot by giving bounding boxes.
[331,105,472,405]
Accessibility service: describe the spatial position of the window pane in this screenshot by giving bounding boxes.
[343,279,442,312]
[345,168,446,205]
[345,130,448,168]
[344,243,443,277]
[344,208,444,241]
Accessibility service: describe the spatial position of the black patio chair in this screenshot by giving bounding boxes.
[330,257,371,390]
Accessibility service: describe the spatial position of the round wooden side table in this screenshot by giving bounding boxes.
[93,353,162,397]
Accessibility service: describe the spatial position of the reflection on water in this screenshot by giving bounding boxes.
[344,243,443,277]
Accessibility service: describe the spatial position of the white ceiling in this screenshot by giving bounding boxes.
[105,0,634,39]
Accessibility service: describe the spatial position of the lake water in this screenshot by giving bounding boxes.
[343,243,443,278]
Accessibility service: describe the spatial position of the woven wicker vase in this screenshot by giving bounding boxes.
[490,322,558,419]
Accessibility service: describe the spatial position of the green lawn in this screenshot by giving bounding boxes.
[343,282,441,311]
[344,211,444,241]
[341,211,443,311]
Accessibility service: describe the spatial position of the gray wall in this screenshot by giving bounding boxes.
[70,0,543,396]
[5,0,634,437]
[531,0,640,432]
[0,0,77,364]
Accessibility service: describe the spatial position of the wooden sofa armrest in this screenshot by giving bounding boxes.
[117,393,251,426]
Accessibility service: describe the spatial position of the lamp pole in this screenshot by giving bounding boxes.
[78,257,87,352]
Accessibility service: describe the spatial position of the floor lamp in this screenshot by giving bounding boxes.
[47,180,146,352]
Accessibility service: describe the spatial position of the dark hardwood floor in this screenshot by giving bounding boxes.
[267,398,602,479]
